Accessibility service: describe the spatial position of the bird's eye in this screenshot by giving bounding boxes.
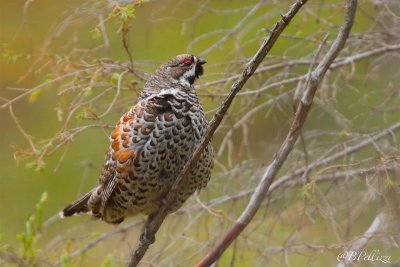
[183,58,192,65]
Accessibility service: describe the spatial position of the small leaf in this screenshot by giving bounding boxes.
[57,108,64,122]
[91,28,101,40]
[83,87,93,97]
[76,107,98,120]
[2,49,18,63]
[385,177,394,188]
[295,29,303,37]
[59,254,71,266]
[25,160,46,172]
[25,161,37,169]
[28,89,42,103]
[119,4,136,21]
[339,130,350,137]
[101,254,117,267]
[75,110,85,120]
[40,192,48,204]
[298,181,315,200]
[111,72,121,86]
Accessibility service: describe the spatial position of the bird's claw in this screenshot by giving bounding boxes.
[140,228,155,245]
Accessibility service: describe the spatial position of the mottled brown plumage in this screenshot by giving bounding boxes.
[61,54,213,224]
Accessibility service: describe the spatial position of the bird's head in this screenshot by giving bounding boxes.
[160,54,206,86]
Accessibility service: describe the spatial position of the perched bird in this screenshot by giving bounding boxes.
[61,54,213,224]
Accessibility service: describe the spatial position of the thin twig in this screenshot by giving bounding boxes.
[1,68,96,109]
[9,104,38,155]
[99,70,128,118]
[199,0,266,57]
[53,221,142,267]
[199,44,400,97]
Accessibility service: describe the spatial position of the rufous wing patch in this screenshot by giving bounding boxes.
[111,112,137,152]
[112,149,136,163]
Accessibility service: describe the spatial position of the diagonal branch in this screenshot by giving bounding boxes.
[125,0,309,266]
[195,0,357,266]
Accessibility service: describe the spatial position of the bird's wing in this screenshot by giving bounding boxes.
[98,92,178,211]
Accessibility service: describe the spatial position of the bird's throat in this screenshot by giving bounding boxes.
[181,65,204,86]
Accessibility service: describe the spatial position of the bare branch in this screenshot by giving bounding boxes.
[196,0,357,265]
[8,104,38,155]
[99,70,129,118]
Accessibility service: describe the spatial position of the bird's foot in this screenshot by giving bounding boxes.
[140,228,155,245]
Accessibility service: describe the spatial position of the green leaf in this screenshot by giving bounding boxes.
[28,89,42,103]
[83,87,93,97]
[25,160,46,172]
[339,130,350,137]
[111,71,121,86]
[36,192,48,230]
[119,4,136,21]
[59,254,71,267]
[101,254,117,267]
[2,49,18,63]
[385,177,394,188]
[91,28,101,40]
[57,108,64,122]
[16,192,48,262]
[298,181,314,200]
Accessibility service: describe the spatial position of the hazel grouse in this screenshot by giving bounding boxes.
[61,54,213,224]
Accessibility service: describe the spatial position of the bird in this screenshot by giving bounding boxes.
[61,54,213,224]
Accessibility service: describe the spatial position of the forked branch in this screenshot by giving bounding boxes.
[195,0,357,266]
[126,0,309,266]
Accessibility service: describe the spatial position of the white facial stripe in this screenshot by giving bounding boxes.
[179,64,197,86]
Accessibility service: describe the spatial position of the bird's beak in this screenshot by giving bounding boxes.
[198,58,207,65]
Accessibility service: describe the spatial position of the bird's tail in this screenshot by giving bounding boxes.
[60,191,92,218]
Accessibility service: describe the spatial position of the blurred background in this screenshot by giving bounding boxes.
[0,0,400,266]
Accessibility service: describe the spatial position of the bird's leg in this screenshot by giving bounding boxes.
[140,212,156,245]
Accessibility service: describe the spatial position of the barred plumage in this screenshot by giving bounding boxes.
[61,54,213,224]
